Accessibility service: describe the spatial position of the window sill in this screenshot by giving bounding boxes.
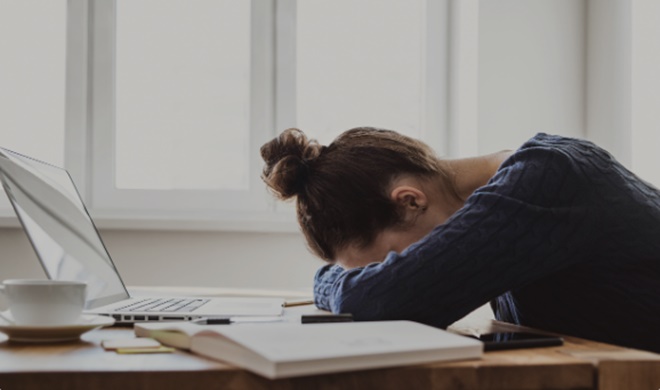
[0,209,300,233]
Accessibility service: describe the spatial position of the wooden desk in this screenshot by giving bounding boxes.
[0,289,659,390]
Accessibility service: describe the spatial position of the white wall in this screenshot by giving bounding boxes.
[630,0,660,186]
[478,0,587,154]
[586,0,660,186]
[586,0,631,165]
[2,0,656,294]
[0,228,320,292]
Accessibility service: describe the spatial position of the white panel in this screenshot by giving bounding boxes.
[630,0,660,187]
[115,0,251,190]
[586,0,632,166]
[449,0,479,157]
[478,0,586,154]
[422,0,450,156]
[296,0,426,145]
[0,0,66,166]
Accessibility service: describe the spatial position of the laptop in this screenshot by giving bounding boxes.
[0,147,284,323]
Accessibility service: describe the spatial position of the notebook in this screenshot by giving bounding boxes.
[134,320,483,379]
[0,147,283,323]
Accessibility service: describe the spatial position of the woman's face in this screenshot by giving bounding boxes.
[334,224,435,269]
[333,174,459,269]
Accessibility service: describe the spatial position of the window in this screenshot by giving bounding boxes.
[8,1,654,230]
[79,0,445,230]
[0,0,448,229]
[5,0,605,230]
[3,0,658,233]
[0,0,67,214]
[88,0,273,225]
[114,0,251,192]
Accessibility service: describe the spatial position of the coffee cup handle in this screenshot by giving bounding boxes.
[0,285,13,324]
[0,285,8,312]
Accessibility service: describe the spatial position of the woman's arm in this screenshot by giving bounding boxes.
[313,264,344,311]
[313,146,596,327]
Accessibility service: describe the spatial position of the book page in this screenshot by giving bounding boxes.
[195,321,482,362]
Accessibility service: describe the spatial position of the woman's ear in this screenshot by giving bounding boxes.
[390,186,428,221]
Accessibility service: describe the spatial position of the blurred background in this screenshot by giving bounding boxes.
[0,0,658,305]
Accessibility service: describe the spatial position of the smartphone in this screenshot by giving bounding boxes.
[474,332,564,351]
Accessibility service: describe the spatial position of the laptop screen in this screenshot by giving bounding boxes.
[0,148,129,309]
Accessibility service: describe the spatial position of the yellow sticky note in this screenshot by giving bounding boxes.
[116,346,175,354]
[103,338,161,350]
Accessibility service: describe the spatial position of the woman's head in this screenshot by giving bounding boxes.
[260,127,454,263]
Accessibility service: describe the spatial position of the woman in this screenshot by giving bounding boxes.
[260,127,660,352]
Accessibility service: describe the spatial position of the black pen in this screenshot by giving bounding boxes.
[192,317,231,325]
[191,315,352,325]
[192,317,285,325]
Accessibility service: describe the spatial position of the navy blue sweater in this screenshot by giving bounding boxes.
[314,133,660,352]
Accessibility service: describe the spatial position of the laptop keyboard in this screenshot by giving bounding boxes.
[114,298,210,313]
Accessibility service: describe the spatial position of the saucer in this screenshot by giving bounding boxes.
[0,314,115,343]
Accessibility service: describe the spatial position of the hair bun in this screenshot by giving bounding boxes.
[260,128,323,199]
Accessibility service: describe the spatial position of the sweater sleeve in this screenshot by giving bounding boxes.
[313,142,597,327]
[313,264,345,311]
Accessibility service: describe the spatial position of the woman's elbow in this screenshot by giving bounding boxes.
[329,290,387,321]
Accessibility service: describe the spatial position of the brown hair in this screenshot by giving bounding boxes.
[260,127,453,261]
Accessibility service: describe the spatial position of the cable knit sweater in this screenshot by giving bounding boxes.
[313,133,660,352]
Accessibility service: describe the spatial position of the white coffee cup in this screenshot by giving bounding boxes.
[0,279,87,326]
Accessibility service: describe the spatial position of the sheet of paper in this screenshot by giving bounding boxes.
[103,337,161,350]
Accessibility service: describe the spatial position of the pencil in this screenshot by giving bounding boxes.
[283,299,315,307]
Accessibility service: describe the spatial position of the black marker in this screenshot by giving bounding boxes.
[301,313,354,324]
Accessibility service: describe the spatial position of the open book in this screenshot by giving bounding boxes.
[135,320,483,379]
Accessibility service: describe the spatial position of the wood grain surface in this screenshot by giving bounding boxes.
[0,289,658,390]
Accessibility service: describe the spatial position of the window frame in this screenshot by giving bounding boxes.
[87,0,277,223]
[1,0,452,232]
